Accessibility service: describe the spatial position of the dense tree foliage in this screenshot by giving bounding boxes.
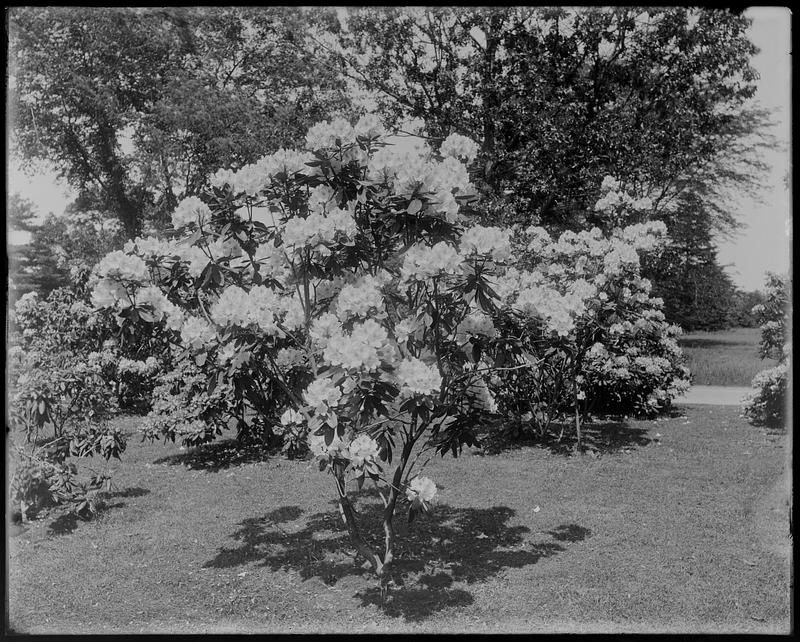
[643,190,738,331]
[8,6,777,328]
[335,7,765,230]
[8,197,126,296]
[8,7,353,237]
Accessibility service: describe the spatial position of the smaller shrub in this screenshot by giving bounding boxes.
[742,361,789,427]
[743,273,790,428]
[8,287,131,521]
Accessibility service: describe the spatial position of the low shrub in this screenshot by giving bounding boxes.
[743,273,791,427]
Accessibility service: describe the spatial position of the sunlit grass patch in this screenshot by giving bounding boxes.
[679,327,778,386]
[7,406,791,634]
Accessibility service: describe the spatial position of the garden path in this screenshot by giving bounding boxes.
[673,385,752,406]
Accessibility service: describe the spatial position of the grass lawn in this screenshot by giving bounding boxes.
[679,327,778,386]
[7,408,791,634]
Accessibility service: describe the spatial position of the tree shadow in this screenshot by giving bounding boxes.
[485,417,654,457]
[45,486,151,536]
[152,438,276,472]
[104,486,151,499]
[679,338,750,348]
[204,498,591,621]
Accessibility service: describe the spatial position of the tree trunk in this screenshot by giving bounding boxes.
[335,476,382,574]
[574,386,582,454]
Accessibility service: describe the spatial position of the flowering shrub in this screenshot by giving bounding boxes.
[751,273,790,361]
[743,361,789,427]
[10,287,170,412]
[743,273,791,427]
[489,197,690,442]
[8,341,126,521]
[7,285,169,520]
[88,124,687,589]
[90,120,565,586]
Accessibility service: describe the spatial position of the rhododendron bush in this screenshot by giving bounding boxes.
[489,189,690,443]
[89,118,544,584]
[89,117,689,586]
[8,289,133,519]
[743,273,791,427]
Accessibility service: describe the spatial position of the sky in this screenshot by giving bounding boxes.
[6,7,792,292]
[714,6,792,291]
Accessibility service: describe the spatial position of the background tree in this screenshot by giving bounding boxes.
[9,204,126,297]
[335,7,765,230]
[8,194,42,296]
[644,191,737,331]
[331,7,772,331]
[728,289,766,328]
[8,7,353,237]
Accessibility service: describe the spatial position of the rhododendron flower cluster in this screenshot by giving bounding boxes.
[459,225,513,262]
[439,132,479,163]
[171,195,212,229]
[396,358,442,397]
[400,241,462,284]
[406,476,437,507]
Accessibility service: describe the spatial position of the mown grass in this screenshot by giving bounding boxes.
[679,327,778,386]
[7,407,791,634]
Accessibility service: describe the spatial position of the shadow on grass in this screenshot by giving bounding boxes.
[678,338,752,348]
[485,417,656,457]
[152,438,275,472]
[46,486,152,536]
[204,497,591,621]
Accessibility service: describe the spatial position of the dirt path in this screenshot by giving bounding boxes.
[673,385,752,406]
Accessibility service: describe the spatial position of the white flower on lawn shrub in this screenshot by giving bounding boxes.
[172,196,211,229]
[95,250,149,282]
[400,241,462,284]
[262,148,314,177]
[275,347,307,370]
[253,241,290,281]
[210,167,237,189]
[303,378,343,415]
[439,132,479,163]
[600,175,620,192]
[347,434,380,468]
[123,235,172,259]
[335,275,386,321]
[394,315,424,344]
[428,156,473,196]
[323,319,395,372]
[172,245,211,279]
[308,184,337,213]
[396,358,442,397]
[305,117,357,150]
[406,476,437,505]
[309,432,346,459]
[282,209,357,252]
[180,316,216,350]
[91,278,128,308]
[459,225,513,262]
[309,312,343,348]
[210,285,281,335]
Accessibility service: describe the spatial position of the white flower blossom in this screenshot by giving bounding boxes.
[172,196,211,229]
[396,358,442,397]
[440,133,479,163]
[406,476,437,503]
